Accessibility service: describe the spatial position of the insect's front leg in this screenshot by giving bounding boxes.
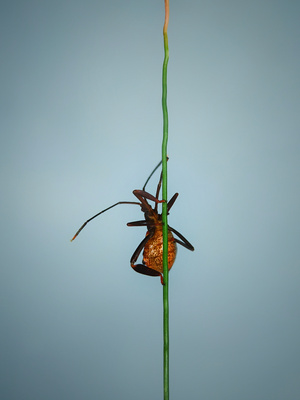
[133,190,165,212]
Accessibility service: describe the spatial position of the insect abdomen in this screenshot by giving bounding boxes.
[142,228,177,274]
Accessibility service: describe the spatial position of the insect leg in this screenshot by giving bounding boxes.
[71,201,140,241]
[130,232,163,283]
[133,190,165,205]
[155,171,163,200]
[130,233,153,265]
[169,226,194,251]
[167,193,179,212]
[127,220,147,227]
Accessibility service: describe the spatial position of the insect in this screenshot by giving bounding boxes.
[71,161,194,284]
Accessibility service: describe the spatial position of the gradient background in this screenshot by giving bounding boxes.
[1,1,300,399]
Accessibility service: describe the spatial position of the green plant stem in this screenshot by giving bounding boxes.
[162,1,169,399]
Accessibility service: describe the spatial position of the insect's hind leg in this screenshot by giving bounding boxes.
[130,232,165,285]
[131,263,165,285]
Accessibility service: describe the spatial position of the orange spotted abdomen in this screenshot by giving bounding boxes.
[142,227,177,274]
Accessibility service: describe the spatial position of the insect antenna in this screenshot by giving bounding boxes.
[71,158,169,242]
[71,201,140,241]
[142,157,168,191]
[142,160,162,191]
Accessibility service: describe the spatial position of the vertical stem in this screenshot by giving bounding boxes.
[162,1,169,399]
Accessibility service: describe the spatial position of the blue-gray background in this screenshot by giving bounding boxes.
[1,1,299,399]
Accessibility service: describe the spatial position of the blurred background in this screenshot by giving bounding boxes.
[1,1,299,399]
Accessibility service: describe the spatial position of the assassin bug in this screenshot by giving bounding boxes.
[71,161,194,284]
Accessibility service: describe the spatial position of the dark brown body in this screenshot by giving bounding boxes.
[127,187,194,285]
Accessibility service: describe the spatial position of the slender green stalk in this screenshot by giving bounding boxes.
[162,1,169,399]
